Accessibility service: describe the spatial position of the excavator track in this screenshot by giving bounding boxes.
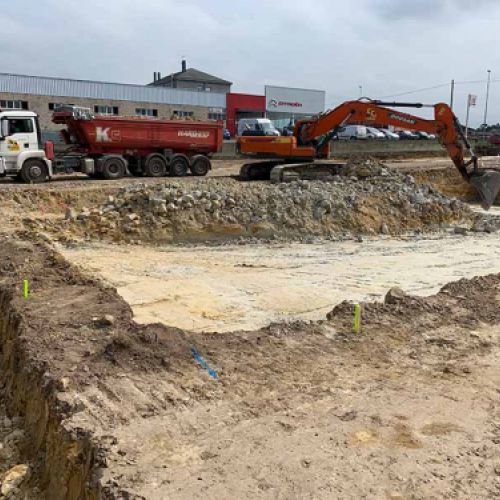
[239,161,283,181]
[240,160,347,183]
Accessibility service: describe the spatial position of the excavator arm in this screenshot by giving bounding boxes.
[238,99,500,208]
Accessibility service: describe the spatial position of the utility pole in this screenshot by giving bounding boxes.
[483,69,491,126]
[450,79,455,110]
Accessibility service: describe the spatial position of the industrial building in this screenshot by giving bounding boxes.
[0,61,325,136]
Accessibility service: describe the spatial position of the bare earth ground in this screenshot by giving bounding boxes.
[0,158,499,498]
[0,238,499,499]
[60,233,500,332]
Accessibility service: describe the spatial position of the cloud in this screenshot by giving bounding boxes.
[0,0,499,126]
[368,0,498,21]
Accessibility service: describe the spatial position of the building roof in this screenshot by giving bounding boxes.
[151,68,232,86]
[0,72,226,108]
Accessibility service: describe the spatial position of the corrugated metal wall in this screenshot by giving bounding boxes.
[0,73,226,107]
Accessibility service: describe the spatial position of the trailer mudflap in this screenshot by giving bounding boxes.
[82,158,95,175]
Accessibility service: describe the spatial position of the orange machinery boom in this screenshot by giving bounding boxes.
[237,99,500,207]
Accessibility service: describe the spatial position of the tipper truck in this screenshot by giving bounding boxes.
[0,106,223,183]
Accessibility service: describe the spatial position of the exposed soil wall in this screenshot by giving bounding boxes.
[0,262,99,498]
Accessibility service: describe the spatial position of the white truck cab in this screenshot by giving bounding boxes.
[0,110,52,182]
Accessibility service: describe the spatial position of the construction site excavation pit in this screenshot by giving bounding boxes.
[60,232,500,333]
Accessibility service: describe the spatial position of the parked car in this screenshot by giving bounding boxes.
[489,134,500,145]
[237,118,280,137]
[398,130,419,140]
[379,129,400,140]
[366,127,386,140]
[415,131,431,140]
[336,125,368,140]
[223,128,231,140]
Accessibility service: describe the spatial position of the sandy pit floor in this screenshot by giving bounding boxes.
[61,232,500,332]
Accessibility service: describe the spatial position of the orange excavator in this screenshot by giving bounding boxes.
[237,99,500,209]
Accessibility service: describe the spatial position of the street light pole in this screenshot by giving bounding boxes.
[359,85,363,98]
[483,69,491,126]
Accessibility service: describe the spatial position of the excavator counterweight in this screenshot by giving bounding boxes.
[237,99,500,209]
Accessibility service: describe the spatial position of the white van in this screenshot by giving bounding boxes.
[237,118,280,137]
[336,125,368,140]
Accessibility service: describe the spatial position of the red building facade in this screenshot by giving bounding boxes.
[225,93,266,136]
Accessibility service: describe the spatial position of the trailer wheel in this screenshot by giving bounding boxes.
[144,154,167,177]
[190,155,211,176]
[169,155,189,177]
[102,156,126,180]
[20,159,48,184]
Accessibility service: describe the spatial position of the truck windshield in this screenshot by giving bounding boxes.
[8,118,33,135]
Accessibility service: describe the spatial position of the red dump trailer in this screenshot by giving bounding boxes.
[47,106,223,180]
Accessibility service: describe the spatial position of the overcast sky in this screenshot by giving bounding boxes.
[1,0,499,125]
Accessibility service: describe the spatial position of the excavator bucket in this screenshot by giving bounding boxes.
[469,170,500,210]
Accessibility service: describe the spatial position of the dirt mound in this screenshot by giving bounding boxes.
[32,161,477,244]
[327,272,500,336]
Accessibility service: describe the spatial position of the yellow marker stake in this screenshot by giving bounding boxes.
[353,303,361,333]
[23,280,29,299]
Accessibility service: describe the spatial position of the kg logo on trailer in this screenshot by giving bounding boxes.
[95,127,121,142]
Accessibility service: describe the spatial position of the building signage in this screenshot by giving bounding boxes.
[265,85,325,115]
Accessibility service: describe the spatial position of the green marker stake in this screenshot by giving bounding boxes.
[23,280,29,299]
[353,303,361,333]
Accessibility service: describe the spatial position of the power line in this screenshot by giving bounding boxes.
[379,77,500,100]
[379,83,450,99]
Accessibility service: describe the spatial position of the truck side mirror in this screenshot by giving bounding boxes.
[0,120,8,139]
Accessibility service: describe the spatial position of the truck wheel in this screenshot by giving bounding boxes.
[190,155,211,176]
[144,154,167,177]
[20,159,48,184]
[169,155,189,177]
[102,156,126,180]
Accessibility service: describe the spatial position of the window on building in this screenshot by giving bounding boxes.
[8,118,34,135]
[48,103,75,111]
[173,110,194,118]
[94,105,119,115]
[1,100,28,110]
[196,84,211,92]
[135,108,158,117]
[208,112,226,120]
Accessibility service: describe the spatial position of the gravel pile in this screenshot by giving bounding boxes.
[40,161,480,244]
